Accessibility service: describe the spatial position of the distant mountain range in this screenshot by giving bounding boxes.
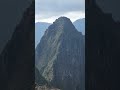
[35,22,51,47]
[35,17,85,90]
[35,18,85,47]
[73,18,85,35]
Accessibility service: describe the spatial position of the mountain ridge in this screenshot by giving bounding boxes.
[35,18,85,47]
[36,17,85,90]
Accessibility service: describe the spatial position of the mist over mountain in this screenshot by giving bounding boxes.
[36,17,85,90]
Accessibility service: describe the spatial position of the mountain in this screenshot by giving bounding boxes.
[73,18,85,35]
[35,67,47,85]
[35,22,51,47]
[36,17,85,90]
[36,85,61,90]
[0,1,34,90]
[35,18,85,47]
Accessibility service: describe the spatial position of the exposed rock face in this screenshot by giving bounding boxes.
[36,17,85,90]
[86,0,120,90]
[35,67,47,86]
[35,85,61,90]
[0,1,34,90]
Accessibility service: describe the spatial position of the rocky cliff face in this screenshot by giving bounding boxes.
[35,85,61,90]
[35,67,47,86]
[36,17,85,90]
[0,1,34,90]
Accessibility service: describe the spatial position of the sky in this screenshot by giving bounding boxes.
[35,0,85,23]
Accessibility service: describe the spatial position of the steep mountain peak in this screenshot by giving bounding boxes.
[46,17,77,35]
[55,16,71,23]
[54,16,73,26]
[36,16,85,90]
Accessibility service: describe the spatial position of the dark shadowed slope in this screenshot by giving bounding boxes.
[86,0,120,90]
[0,0,32,54]
[35,67,47,86]
[0,1,34,90]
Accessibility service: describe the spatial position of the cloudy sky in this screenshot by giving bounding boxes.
[35,0,85,23]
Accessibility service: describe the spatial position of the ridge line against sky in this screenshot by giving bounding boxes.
[35,0,85,23]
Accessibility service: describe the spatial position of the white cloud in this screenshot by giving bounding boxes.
[35,0,85,23]
[35,0,85,14]
[35,11,85,23]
